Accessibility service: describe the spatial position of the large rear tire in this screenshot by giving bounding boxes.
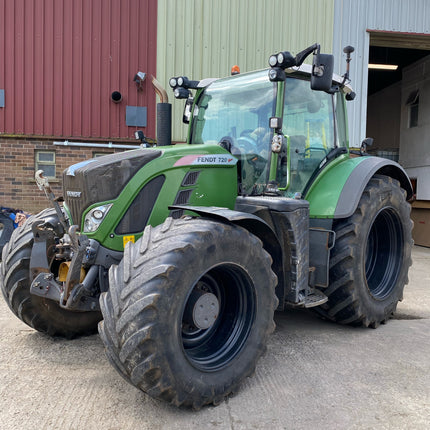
[0,208,102,338]
[99,217,278,408]
[316,175,413,328]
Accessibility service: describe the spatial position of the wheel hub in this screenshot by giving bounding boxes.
[192,292,219,330]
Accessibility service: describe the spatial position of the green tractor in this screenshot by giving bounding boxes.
[0,44,413,408]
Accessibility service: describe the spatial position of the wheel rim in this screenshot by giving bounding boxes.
[365,207,403,299]
[181,264,256,372]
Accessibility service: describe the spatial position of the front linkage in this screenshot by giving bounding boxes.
[29,222,99,312]
[29,172,121,313]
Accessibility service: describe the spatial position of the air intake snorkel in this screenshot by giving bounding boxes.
[151,76,172,146]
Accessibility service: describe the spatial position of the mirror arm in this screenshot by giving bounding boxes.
[295,43,319,67]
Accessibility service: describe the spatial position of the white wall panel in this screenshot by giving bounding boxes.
[333,0,430,146]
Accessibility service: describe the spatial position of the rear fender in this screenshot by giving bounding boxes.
[306,156,413,219]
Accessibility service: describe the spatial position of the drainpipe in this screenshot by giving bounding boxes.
[53,141,141,149]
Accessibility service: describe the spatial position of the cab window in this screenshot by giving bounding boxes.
[282,77,336,195]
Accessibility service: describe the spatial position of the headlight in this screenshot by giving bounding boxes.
[268,55,277,67]
[83,204,113,233]
[169,77,177,88]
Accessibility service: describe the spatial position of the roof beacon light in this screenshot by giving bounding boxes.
[231,65,240,75]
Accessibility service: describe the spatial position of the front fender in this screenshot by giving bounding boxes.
[168,205,281,252]
[306,156,413,219]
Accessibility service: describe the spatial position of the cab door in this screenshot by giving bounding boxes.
[280,77,339,197]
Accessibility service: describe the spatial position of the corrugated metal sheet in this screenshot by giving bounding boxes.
[157,0,335,141]
[333,0,430,145]
[0,0,157,140]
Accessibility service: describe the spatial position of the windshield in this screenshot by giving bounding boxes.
[190,70,277,194]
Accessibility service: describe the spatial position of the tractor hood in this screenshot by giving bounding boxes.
[63,149,162,225]
[62,144,238,251]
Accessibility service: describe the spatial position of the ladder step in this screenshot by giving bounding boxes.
[304,290,328,308]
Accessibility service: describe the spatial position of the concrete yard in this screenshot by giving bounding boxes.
[0,246,429,430]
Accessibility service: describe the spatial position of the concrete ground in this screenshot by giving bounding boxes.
[0,246,429,430]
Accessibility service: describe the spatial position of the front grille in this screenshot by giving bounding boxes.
[66,198,82,227]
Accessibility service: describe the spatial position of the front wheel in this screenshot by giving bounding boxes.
[316,175,413,327]
[0,213,14,258]
[99,217,278,408]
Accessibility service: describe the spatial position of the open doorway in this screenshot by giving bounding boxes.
[366,32,430,163]
[366,32,430,247]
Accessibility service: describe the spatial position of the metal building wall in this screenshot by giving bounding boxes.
[333,0,430,146]
[0,0,157,140]
[157,0,335,141]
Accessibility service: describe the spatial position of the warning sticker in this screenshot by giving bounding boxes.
[174,154,238,167]
[123,235,135,247]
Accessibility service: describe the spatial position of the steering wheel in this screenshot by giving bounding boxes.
[236,135,257,153]
[218,135,266,175]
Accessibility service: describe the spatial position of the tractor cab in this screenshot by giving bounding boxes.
[186,45,350,199]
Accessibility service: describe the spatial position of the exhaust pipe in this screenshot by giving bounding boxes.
[152,76,171,146]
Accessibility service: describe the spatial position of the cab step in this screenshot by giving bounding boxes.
[304,290,328,308]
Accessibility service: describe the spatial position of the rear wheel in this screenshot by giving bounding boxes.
[316,175,413,327]
[0,208,101,338]
[99,217,278,408]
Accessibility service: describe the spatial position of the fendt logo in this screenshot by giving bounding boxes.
[174,154,238,167]
[66,191,82,198]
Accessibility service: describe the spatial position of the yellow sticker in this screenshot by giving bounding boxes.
[123,235,135,247]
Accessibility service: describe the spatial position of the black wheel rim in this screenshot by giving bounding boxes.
[181,264,256,372]
[365,207,403,299]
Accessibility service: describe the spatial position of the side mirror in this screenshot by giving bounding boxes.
[311,53,334,92]
[361,137,373,154]
[182,97,194,124]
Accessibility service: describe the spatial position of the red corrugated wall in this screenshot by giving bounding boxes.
[0,0,157,140]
